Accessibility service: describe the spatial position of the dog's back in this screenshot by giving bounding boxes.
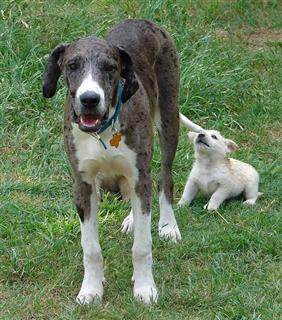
[106,19,179,115]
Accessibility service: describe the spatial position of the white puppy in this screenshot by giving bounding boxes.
[178,128,262,210]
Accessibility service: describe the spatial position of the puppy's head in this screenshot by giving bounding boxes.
[43,37,139,132]
[188,130,238,158]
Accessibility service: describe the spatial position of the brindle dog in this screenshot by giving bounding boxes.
[43,19,181,305]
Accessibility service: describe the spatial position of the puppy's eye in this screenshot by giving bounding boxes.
[68,62,79,71]
[103,64,117,72]
[211,135,218,140]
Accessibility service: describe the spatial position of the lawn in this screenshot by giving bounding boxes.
[0,0,281,319]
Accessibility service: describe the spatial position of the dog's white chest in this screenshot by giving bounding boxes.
[72,124,137,184]
[192,166,220,195]
[196,173,218,194]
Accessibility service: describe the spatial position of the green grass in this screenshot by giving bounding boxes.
[1,0,282,319]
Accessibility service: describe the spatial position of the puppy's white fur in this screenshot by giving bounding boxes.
[178,129,261,210]
[179,113,204,133]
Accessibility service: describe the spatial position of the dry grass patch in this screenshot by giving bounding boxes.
[248,28,282,49]
[267,124,282,142]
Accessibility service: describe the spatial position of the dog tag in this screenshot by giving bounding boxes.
[110,132,122,148]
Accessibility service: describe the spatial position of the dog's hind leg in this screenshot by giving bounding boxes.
[243,178,261,205]
[121,209,134,233]
[155,41,181,242]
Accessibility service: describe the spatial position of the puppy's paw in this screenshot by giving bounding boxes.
[159,221,181,243]
[177,198,188,207]
[204,203,218,211]
[121,212,134,234]
[134,284,158,305]
[207,207,218,211]
[243,199,256,205]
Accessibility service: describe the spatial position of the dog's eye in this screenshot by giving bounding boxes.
[211,135,218,140]
[68,62,79,71]
[103,64,117,72]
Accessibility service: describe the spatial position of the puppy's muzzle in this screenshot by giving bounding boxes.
[196,133,209,147]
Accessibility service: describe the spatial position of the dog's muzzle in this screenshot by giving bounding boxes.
[80,91,100,108]
[72,108,109,133]
[196,134,209,147]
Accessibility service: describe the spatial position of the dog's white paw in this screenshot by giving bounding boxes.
[159,221,181,243]
[134,284,158,304]
[177,199,188,207]
[204,203,218,211]
[121,212,134,234]
[203,203,208,210]
[76,289,103,305]
[243,199,256,205]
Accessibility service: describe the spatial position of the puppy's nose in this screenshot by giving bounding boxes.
[80,91,100,108]
[198,133,205,139]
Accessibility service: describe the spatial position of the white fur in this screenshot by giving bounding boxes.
[72,123,137,183]
[72,123,158,304]
[178,130,261,210]
[179,113,204,133]
[76,190,104,305]
[159,191,181,242]
[131,196,158,304]
[121,209,134,233]
[76,72,106,114]
[122,191,182,243]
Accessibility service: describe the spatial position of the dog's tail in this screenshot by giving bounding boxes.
[179,113,204,133]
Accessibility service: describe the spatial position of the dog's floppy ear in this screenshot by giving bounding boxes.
[118,47,139,103]
[43,43,68,98]
[224,139,238,152]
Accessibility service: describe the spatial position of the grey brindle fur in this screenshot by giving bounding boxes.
[43,19,180,304]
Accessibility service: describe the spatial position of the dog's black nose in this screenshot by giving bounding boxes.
[198,133,205,139]
[80,91,100,108]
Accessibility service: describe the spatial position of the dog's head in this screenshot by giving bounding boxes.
[188,130,238,158]
[43,37,139,132]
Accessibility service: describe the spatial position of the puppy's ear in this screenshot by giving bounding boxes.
[43,43,68,98]
[225,139,238,152]
[188,132,197,143]
[118,47,139,103]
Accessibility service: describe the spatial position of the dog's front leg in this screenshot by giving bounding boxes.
[75,180,104,305]
[206,187,230,211]
[131,177,158,304]
[178,178,199,207]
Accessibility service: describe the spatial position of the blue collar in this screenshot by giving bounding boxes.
[89,80,123,149]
